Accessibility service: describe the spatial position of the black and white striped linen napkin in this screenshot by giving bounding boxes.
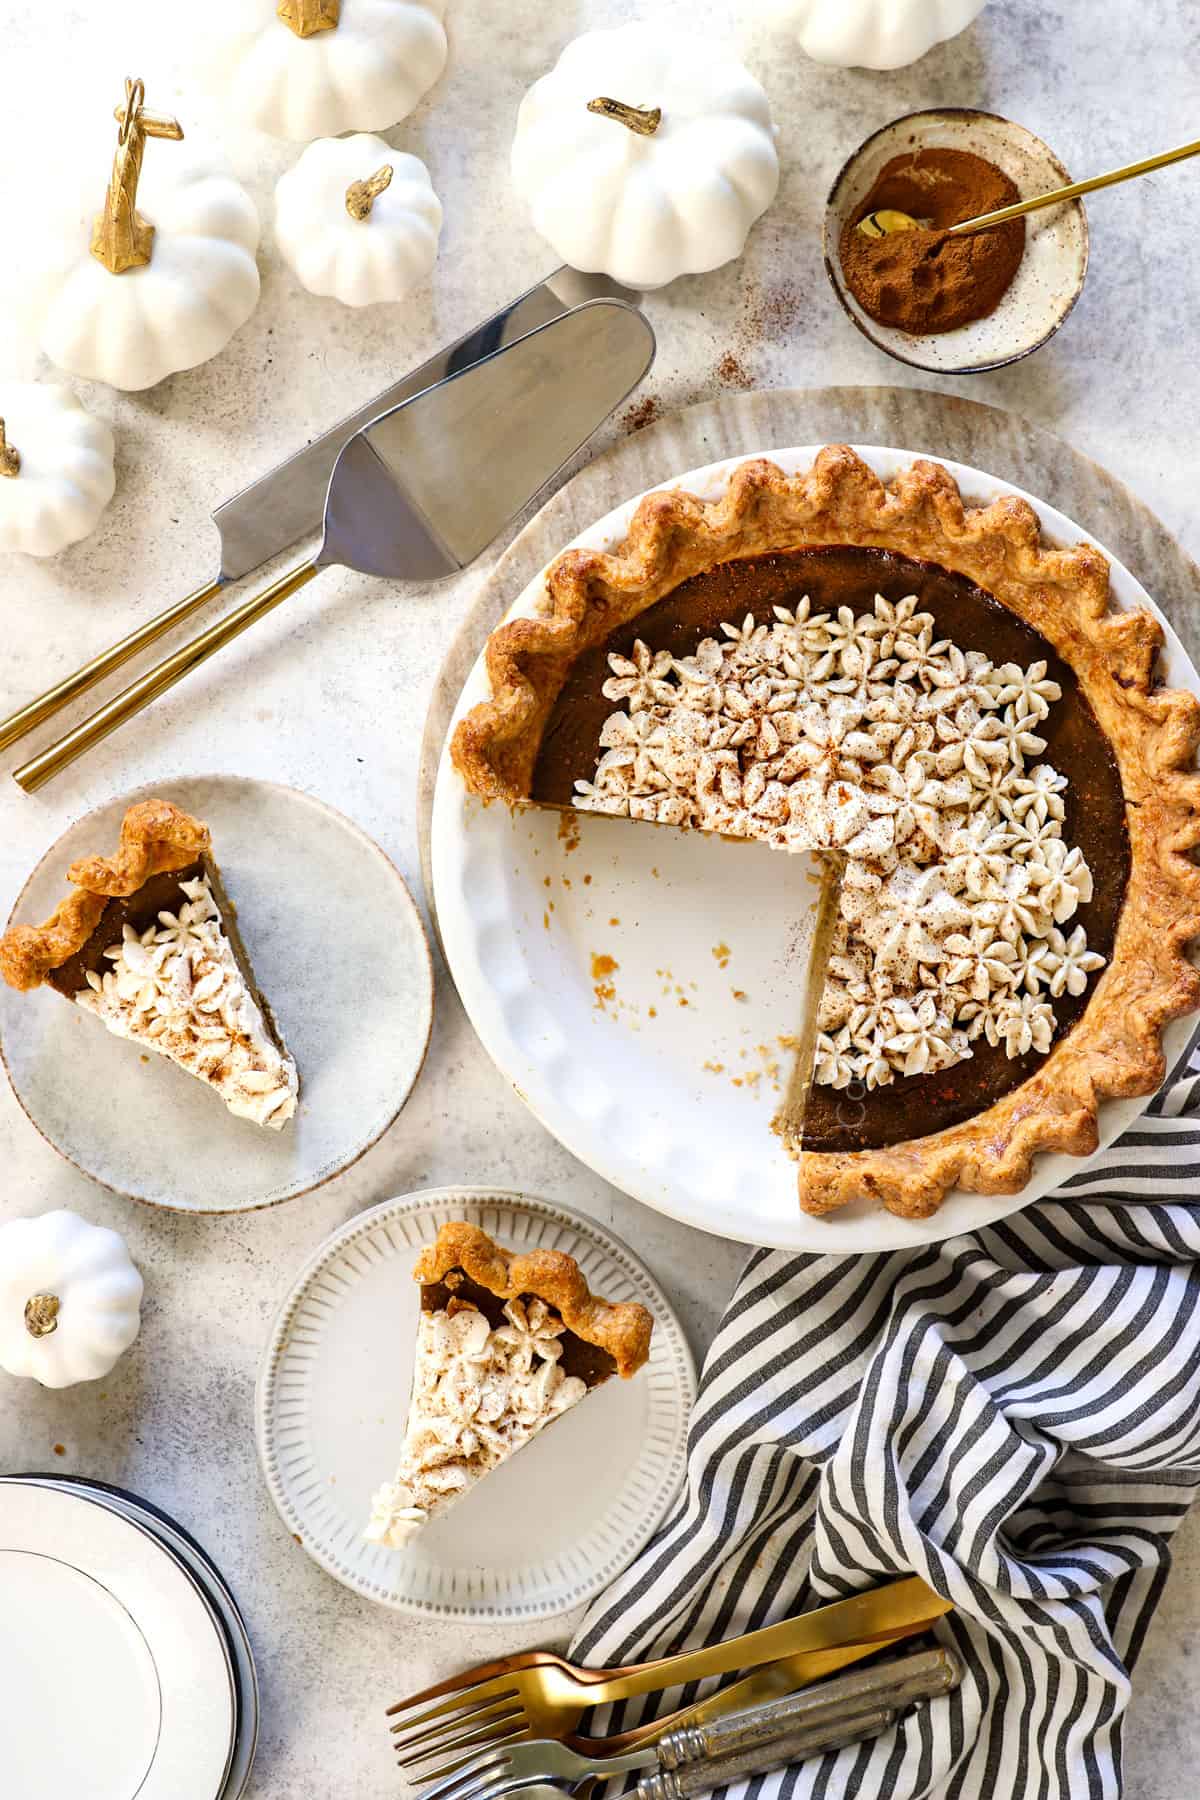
[573,1032,1200,1799]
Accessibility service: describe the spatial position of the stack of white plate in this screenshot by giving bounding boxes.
[0,1475,257,1800]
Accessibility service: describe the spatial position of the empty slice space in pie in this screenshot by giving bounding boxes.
[452,447,1200,1220]
[0,798,299,1129]
[364,1221,653,1547]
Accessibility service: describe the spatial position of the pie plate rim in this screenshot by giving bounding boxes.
[431,444,1200,1252]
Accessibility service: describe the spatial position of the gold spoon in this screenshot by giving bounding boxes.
[855,134,1200,238]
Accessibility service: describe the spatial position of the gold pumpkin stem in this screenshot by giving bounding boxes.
[0,419,19,479]
[346,164,394,222]
[91,78,184,277]
[278,0,340,36]
[24,1294,60,1338]
[587,97,662,137]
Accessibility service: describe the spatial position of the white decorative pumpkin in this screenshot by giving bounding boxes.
[0,384,116,558]
[39,81,260,393]
[511,23,780,291]
[0,1210,143,1389]
[275,135,442,306]
[764,0,987,69]
[202,0,449,141]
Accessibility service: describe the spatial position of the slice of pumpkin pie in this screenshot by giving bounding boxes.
[364,1221,654,1547]
[0,798,298,1129]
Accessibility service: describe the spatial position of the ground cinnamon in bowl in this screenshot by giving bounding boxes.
[839,146,1025,335]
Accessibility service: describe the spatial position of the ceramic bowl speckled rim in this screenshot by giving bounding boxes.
[0,775,435,1213]
[432,445,1200,1254]
[823,108,1089,374]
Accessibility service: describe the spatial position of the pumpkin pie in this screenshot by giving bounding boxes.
[0,798,298,1129]
[451,447,1200,1218]
[364,1221,653,1546]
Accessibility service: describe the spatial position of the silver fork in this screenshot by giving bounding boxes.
[410,1713,892,1800]
[413,1650,962,1800]
[418,1739,660,1799]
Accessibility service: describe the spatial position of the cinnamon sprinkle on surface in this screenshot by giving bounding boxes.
[622,395,662,434]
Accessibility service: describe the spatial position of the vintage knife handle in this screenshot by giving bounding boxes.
[0,577,225,754]
[656,1646,960,1770]
[637,1707,896,1800]
[13,561,319,792]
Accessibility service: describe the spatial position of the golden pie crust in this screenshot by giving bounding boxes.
[415,1221,654,1377]
[451,447,1200,1219]
[0,799,211,992]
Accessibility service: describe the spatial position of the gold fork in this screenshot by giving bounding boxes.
[400,1636,939,1779]
[388,1577,950,1772]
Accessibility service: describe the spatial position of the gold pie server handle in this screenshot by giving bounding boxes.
[13,560,320,793]
[0,577,226,754]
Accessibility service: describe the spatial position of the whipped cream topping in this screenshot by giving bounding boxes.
[364,1297,588,1547]
[574,592,1106,1092]
[76,875,298,1128]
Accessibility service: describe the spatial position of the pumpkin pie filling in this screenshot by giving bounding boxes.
[43,863,205,997]
[531,545,1130,1154]
[0,799,299,1131]
[364,1222,652,1547]
[421,1268,618,1388]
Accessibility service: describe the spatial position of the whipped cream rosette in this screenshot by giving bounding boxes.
[575,590,1104,1096]
[365,1296,588,1546]
[79,875,297,1129]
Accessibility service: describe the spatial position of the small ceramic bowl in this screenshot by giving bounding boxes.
[823,108,1089,374]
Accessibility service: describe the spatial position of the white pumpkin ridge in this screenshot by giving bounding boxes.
[512,22,780,291]
[0,383,116,559]
[203,0,449,141]
[0,1209,143,1388]
[275,135,442,306]
[38,93,261,393]
[762,0,988,71]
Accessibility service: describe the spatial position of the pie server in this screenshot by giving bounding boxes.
[12,295,655,790]
[0,268,635,761]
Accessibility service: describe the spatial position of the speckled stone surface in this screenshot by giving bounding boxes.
[1,4,1199,1796]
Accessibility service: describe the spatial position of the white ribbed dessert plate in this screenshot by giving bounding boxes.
[431,447,1200,1253]
[256,1188,695,1620]
[0,1475,259,1800]
[0,775,434,1212]
[0,1480,235,1800]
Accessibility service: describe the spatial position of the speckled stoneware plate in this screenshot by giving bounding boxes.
[256,1188,695,1621]
[0,1475,259,1800]
[823,108,1088,374]
[0,775,434,1212]
[0,1480,235,1800]
[431,446,1200,1254]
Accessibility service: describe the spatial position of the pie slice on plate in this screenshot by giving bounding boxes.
[0,798,298,1130]
[451,446,1200,1219]
[364,1221,654,1546]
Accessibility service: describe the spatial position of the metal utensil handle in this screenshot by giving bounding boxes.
[0,577,225,753]
[12,561,319,793]
[636,1707,896,1800]
[572,1577,949,1705]
[658,1646,960,1769]
[949,135,1200,234]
